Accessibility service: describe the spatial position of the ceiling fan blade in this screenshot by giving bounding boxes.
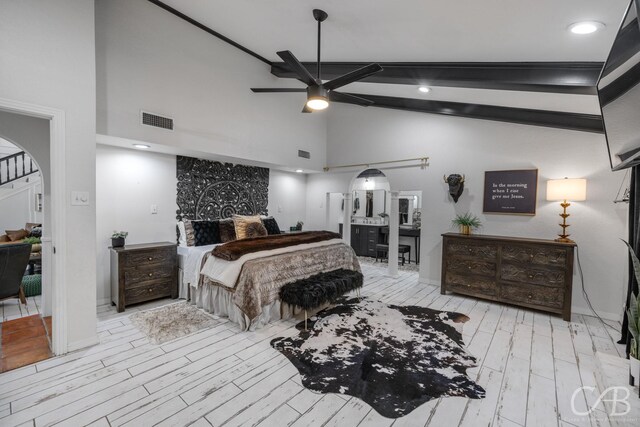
[329,91,374,107]
[251,88,307,93]
[277,51,318,87]
[323,63,383,91]
[302,104,313,113]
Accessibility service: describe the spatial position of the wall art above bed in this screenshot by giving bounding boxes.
[176,156,269,220]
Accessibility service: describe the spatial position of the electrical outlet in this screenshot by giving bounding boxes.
[278,205,283,213]
[151,204,158,214]
[71,191,90,206]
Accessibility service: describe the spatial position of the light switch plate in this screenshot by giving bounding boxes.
[151,204,158,214]
[71,191,90,206]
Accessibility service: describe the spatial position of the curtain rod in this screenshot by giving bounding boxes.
[323,157,429,172]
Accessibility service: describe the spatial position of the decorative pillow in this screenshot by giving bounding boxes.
[183,220,196,246]
[219,219,237,243]
[29,226,42,238]
[191,220,221,246]
[177,221,187,246]
[0,234,10,243]
[25,223,42,233]
[233,215,264,240]
[245,221,268,239]
[6,229,28,241]
[261,217,281,235]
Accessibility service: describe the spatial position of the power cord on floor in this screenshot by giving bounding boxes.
[575,244,620,341]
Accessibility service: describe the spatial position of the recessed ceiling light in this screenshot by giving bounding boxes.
[418,86,431,93]
[133,144,150,149]
[295,169,304,173]
[568,21,605,35]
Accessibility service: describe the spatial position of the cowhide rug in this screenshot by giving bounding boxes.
[130,302,221,345]
[271,298,485,418]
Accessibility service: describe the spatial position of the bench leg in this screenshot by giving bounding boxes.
[304,310,308,331]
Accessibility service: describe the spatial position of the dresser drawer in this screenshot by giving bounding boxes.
[446,259,496,278]
[124,263,173,288]
[124,281,173,304]
[124,249,174,267]
[446,241,497,261]
[502,244,567,267]
[501,282,564,309]
[446,273,498,297]
[500,263,565,287]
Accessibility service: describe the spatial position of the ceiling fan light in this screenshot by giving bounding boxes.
[306,97,329,110]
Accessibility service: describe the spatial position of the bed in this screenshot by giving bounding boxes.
[178,230,361,330]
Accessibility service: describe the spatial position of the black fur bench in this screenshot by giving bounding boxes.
[279,268,364,329]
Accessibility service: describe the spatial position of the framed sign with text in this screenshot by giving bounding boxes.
[483,169,538,215]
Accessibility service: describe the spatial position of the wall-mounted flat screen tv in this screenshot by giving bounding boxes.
[598,0,640,171]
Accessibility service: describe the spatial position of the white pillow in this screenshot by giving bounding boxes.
[177,221,187,247]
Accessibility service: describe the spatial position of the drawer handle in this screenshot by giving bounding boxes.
[148,273,153,277]
[528,274,534,279]
[467,284,471,288]
[530,254,534,259]
[148,257,153,261]
[528,294,532,299]
[468,266,472,270]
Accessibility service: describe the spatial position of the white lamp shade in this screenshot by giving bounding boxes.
[546,178,587,201]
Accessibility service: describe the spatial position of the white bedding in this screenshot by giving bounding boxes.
[200,238,345,289]
[178,243,220,287]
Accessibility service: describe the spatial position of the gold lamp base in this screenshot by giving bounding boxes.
[554,200,574,243]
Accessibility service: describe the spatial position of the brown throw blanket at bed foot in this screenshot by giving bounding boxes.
[212,230,341,261]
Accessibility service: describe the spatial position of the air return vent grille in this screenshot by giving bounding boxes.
[141,111,174,130]
[298,150,311,159]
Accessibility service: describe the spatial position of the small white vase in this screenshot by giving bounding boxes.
[631,355,640,384]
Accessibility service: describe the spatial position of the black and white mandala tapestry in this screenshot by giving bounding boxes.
[271,298,485,418]
[176,155,269,220]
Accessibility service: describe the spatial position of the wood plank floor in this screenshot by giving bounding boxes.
[0,295,42,323]
[0,264,630,427]
[0,314,53,373]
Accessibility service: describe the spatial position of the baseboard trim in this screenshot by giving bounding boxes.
[97,298,111,306]
[571,306,622,323]
[66,335,100,353]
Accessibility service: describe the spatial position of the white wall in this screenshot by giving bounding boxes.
[95,0,327,172]
[307,104,628,320]
[268,170,308,231]
[96,145,178,305]
[1,0,97,349]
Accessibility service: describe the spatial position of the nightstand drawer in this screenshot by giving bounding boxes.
[125,249,174,267]
[124,281,173,304]
[124,263,173,288]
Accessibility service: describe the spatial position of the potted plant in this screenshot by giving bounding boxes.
[624,241,640,383]
[452,212,482,235]
[111,231,128,248]
[23,236,42,253]
[296,221,304,231]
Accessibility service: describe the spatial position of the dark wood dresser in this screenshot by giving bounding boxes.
[441,233,576,321]
[110,242,178,312]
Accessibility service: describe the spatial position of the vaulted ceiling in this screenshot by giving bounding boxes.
[150,0,634,132]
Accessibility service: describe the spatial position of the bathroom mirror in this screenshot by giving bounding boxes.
[399,191,422,227]
[352,189,387,218]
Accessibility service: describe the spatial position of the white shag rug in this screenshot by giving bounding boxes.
[129,302,221,344]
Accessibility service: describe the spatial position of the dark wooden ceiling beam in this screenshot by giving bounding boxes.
[343,93,604,133]
[272,62,604,95]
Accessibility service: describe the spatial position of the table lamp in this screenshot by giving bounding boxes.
[546,177,587,243]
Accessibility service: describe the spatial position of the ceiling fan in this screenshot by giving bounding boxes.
[251,9,383,113]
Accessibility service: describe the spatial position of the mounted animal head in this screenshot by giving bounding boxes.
[443,174,465,203]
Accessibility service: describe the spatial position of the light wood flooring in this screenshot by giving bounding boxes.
[0,296,42,323]
[0,263,632,427]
